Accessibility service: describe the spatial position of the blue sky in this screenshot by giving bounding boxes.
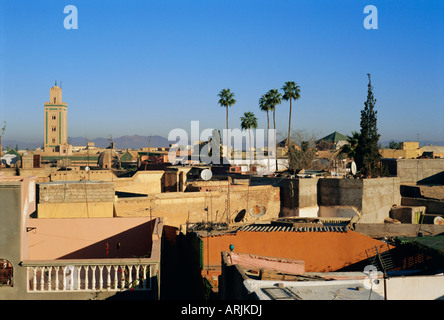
[0,0,443,144]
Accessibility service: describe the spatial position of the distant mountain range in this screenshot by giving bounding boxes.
[380,140,444,148]
[2,135,444,151]
[69,135,171,149]
[1,135,172,150]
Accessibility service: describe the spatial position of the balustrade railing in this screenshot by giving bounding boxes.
[23,259,159,293]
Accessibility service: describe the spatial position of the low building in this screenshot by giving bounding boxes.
[186,218,393,294]
[220,248,444,300]
[0,175,163,300]
[220,251,385,300]
[382,158,444,184]
[380,141,422,159]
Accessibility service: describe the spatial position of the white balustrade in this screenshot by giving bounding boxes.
[25,262,156,293]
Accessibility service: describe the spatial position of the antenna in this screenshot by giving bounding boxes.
[144,134,152,171]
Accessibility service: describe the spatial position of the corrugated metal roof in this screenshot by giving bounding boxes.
[239,224,346,233]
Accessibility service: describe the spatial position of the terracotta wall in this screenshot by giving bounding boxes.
[199,230,390,272]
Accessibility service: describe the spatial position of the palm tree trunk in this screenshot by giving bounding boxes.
[267,111,270,172]
[249,128,252,173]
[273,108,277,171]
[287,98,292,149]
[226,106,229,158]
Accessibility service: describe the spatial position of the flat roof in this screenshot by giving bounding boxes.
[242,271,385,300]
[37,180,112,185]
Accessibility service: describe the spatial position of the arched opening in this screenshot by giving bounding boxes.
[234,209,246,223]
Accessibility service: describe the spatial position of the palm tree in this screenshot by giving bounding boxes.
[259,93,272,171]
[218,89,236,158]
[240,111,258,173]
[340,131,360,160]
[281,81,301,150]
[265,89,282,170]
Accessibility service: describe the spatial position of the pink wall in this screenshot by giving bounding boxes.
[26,217,155,260]
[227,252,305,274]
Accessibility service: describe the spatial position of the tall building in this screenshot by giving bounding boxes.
[43,82,70,154]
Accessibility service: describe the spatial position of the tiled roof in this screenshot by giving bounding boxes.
[316,131,348,144]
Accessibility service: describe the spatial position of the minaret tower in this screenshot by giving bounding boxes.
[44,82,68,153]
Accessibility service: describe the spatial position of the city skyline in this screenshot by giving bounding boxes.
[1,0,443,145]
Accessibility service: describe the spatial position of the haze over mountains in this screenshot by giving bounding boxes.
[2,134,444,151]
[2,135,171,150]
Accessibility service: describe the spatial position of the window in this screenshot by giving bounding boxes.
[0,260,13,287]
[52,115,56,120]
[52,138,55,143]
[52,127,56,132]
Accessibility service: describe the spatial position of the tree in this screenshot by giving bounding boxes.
[240,111,258,172]
[388,141,401,150]
[218,89,236,157]
[340,131,361,160]
[281,81,301,151]
[259,93,272,171]
[284,129,317,172]
[265,89,282,170]
[288,140,317,171]
[355,74,381,176]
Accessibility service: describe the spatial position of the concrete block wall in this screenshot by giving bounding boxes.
[396,159,444,184]
[361,177,401,223]
[38,181,115,203]
[280,178,318,217]
[252,176,401,222]
[49,170,165,195]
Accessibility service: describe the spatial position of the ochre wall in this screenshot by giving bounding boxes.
[37,202,114,218]
[200,230,390,272]
[115,185,281,228]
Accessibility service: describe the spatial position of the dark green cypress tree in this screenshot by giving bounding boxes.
[355,74,381,177]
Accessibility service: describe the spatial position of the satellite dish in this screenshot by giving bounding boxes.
[200,169,212,181]
[434,216,444,225]
[249,205,266,218]
[85,166,90,172]
[351,161,357,175]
